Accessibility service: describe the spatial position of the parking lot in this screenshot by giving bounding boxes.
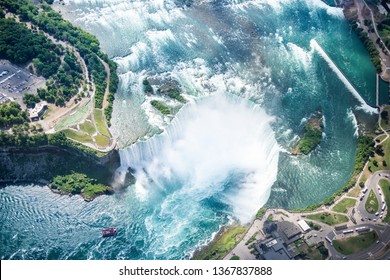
[0,60,45,108]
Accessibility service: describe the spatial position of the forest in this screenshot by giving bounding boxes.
[0,0,118,124]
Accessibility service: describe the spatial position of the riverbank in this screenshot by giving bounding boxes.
[343,0,390,82]
[0,145,124,200]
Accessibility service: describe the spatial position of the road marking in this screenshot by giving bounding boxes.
[0,70,21,85]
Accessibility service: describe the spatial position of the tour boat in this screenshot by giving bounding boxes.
[102,227,117,237]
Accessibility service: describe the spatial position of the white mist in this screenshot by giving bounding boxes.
[119,94,279,224]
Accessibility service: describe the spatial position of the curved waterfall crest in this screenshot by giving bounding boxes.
[118,93,280,223]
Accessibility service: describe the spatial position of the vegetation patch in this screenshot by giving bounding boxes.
[245,232,258,246]
[348,185,362,198]
[151,100,170,115]
[306,212,348,225]
[193,226,247,260]
[79,121,96,135]
[349,21,381,72]
[291,111,323,155]
[50,172,112,201]
[379,179,390,222]
[0,102,29,128]
[256,208,267,219]
[55,101,91,131]
[296,242,328,260]
[167,90,186,103]
[333,231,378,255]
[305,220,322,231]
[94,134,110,147]
[94,109,110,137]
[365,189,379,214]
[332,198,356,213]
[63,129,94,145]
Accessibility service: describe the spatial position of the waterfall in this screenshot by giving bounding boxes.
[119,93,280,223]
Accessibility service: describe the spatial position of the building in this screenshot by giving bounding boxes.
[28,101,47,121]
[277,221,302,245]
[255,236,292,260]
[298,220,310,233]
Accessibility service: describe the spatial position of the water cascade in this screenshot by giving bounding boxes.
[119,94,280,224]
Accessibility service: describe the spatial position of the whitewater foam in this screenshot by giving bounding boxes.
[346,108,359,137]
[119,94,279,223]
[311,39,378,114]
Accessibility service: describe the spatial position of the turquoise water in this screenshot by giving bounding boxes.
[0,0,379,259]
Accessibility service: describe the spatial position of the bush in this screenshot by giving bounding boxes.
[150,100,170,114]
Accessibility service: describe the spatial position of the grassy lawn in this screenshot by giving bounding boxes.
[306,212,348,225]
[55,101,91,131]
[365,189,379,214]
[63,129,94,144]
[94,109,110,137]
[94,134,110,147]
[332,198,356,213]
[79,120,96,135]
[367,136,390,174]
[194,226,247,260]
[333,231,378,255]
[348,185,362,198]
[379,179,390,222]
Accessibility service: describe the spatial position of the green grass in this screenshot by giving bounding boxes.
[348,185,362,198]
[306,212,348,225]
[93,109,110,137]
[55,101,91,131]
[94,134,110,147]
[333,231,378,255]
[379,179,390,222]
[365,189,379,214]
[194,226,247,260]
[332,198,356,213]
[367,136,390,173]
[63,129,94,144]
[256,208,267,219]
[79,120,96,135]
[230,255,240,260]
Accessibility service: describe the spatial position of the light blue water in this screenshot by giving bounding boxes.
[0,0,379,259]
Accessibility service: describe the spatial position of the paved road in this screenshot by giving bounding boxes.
[357,171,389,220]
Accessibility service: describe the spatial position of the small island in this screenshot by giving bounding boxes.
[291,111,324,155]
[50,173,113,202]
